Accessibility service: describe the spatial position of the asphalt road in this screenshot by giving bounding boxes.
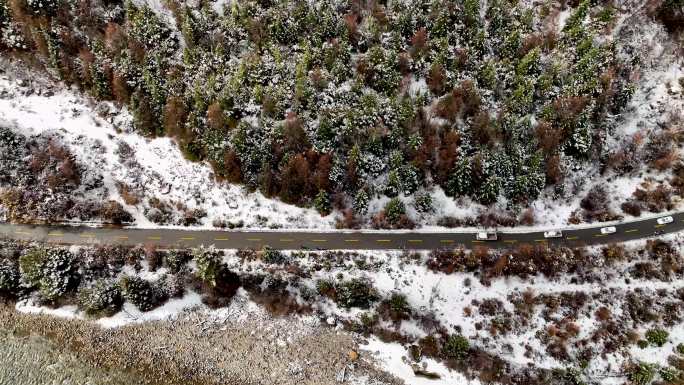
[1,212,684,250]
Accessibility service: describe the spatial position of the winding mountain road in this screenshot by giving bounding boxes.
[2,212,684,250]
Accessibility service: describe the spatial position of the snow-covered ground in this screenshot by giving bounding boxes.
[0,74,338,229]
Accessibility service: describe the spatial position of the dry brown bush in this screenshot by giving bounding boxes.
[163,96,188,138]
[206,101,226,131]
[535,121,562,154]
[427,63,446,95]
[632,183,673,212]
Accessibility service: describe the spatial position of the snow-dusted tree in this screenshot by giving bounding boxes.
[313,189,331,216]
[385,169,401,197]
[414,192,433,213]
[447,158,474,197]
[353,188,370,215]
[476,176,501,205]
[90,41,111,100]
[384,197,406,224]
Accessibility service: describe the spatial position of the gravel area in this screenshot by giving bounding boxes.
[0,329,143,385]
[0,302,400,385]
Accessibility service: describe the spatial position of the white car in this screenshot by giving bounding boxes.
[600,226,617,235]
[543,230,563,238]
[475,232,498,241]
[657,216,674,225]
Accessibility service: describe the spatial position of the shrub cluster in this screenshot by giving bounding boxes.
[317,278,378,309]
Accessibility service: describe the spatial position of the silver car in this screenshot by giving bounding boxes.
[475,232,498,241]
[600,226,617,235]
[657,216,674,225]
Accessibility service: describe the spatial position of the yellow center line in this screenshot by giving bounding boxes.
[566,236,579,240]
[376,239,391,243]
[345,239,359,242]
[625,229,639,233]
[311,239,327,243]
[594,234,606,238]
[147,236,161,240]
[472,240,484,243]
[48,232,64,237]
[14,231,30,235]
[407,240,423,243]
[214,237,229,241]
[179,237,195,241]
[80,233,96,238]
[279,239,294,242]
[247,238,262,242]
[534,239,547,243]
[503,240,518,244]
[440,240,455,243]
[116,236,129,240]
[654,224,665,228]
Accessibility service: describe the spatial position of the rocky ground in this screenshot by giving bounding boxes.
[0,328,143,385]
[0,301,399,385]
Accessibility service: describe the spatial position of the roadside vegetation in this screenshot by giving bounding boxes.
[3,237,684,384]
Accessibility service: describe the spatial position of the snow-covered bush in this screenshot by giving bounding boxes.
[78,279,123,317]
[261,246,287,265]
[442,334,470,360]
[193,247,223,287]
[25,0,58,15]
[645,328,669,347]
[38,248,80,301]
[0,258,18,293]
[119,275,167,312]
[332,278,378,309]
[628,362,655,385]
[19,247,79,301]
[19,247,48,287]
[165,250,192,274]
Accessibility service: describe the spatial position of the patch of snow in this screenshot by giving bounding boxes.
[98,290,204,328]
[361,336,479,385]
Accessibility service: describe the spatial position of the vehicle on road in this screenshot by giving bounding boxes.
[476,232,498,241]
[543,230,563,238]
[600,226,617,235]
[657,216,674,225]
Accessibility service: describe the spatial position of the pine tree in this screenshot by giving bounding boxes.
[384,197,406,224]
[313,189,331,216]
[353,189,370,215]
[447,158,474,197]
[476,176,500,205]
